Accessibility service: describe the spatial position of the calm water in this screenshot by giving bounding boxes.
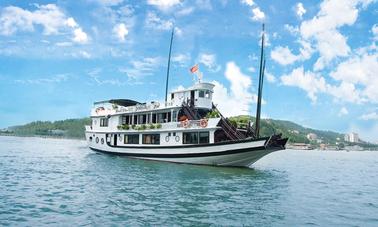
[0,136,377,226]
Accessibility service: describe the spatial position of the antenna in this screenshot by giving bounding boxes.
[255,24,265,138]
[164,27,174,103]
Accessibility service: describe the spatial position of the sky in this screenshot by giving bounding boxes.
[0,0,377,142]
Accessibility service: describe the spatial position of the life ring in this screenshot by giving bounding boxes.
[200,119,208,128]
[165,136,170,142]
[181,119,190,128]
[175,136,180,142]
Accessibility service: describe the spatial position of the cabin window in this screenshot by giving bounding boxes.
[167,112,172,123]
[171,93,174,100]
[133,115,137,125]
[183,132,199,144]
[172,111,178,122]
[121,115,130,125]
[152,113,157,123]
[142,134,160,144]
[205,91,211,99]
[199,132,210,144]
[100,118,108,127]
[124,134,139,144]
[199,90,205,98]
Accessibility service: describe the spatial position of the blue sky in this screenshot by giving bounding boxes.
[0,0,377,142]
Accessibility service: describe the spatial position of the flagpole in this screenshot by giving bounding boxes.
[255,24,265,138]
[165,27,174,103]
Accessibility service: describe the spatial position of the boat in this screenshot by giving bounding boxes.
[85,25,288,167]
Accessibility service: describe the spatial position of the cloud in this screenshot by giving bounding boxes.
[147,0,181,10]
[281,67,327,103]
[0,4,89,44]
[338,107,349,116]
[145,12,173,31]
[265,71,276,83]
[251,7,265,21]
[360,112,378,120]
[241,0,255,7]
[241,0,265,22]
[14,74,69,85]
[330,52,378,103]
[270,46,300,65]
[284,24,299,35]
[93,0,124,6]
[119,57,162,80]
[295,2,306,19]
[113,23,129,42]
[72,28,89,44]
[298,0,374,70]
[176,7,194,16]
[197,53,221,72]
[373,24,378,40]
[88,68,127,86]
[212,62,255,117]
[172,53,190,67]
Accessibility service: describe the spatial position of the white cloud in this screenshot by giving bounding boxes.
[147,0,181,10]
[176,7,194,16]
[281,67,327,103]
[120,57,162,80]
[0,4,89,44]
[145,12,173,31]
[241,0,255,7]
[266,72,276,83]
[298,0,374,70]
[251,7,265,21]
[330,52,378,103]
[271,46,300,65]
[284,24,299,35]
[94,0,124,6]
[198,53,221,72]
[212,62,255,117]
[372,24,378,41]
[113,23,128,42]
[360,112,378,120]
[14,74,69,85]
[295,2,306,19]
[172,53,190,67]
[338,107,349,116]
[72,28,89,44]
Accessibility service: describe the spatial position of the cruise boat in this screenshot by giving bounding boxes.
[85,25,288,167]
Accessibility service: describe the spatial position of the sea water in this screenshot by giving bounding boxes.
[0,136,377,226]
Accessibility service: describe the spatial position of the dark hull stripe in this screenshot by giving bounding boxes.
[89,145,275,158]
[102,136,270,149]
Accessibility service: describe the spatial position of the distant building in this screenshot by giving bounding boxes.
[307,133,318,141]
[344,132,359,143]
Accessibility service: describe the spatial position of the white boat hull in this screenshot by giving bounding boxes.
[86,132,284,167]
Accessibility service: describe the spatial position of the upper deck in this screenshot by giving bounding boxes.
[91,82,215,117]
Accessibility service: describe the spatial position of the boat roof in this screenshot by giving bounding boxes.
[94,99,142,107]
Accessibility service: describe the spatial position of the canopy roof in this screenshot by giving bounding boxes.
[94,99,141,107]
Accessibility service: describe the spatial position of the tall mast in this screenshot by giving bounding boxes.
[164,27,174,103]
[255,24,265,138]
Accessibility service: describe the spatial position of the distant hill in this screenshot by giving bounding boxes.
[229,115,344,145]
[4,118,91,139]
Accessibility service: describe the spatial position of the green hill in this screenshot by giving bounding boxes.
[5,118,91,139]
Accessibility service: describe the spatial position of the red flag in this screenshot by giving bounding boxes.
[190,64,199,73]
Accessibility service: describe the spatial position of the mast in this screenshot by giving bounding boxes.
[255,24,265,138]
[164,27,174,103]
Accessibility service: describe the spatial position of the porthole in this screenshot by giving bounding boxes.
[175,136,180,142]
[119,135,123,142]
[101,138,104,144]
[89,136,93,141]
[165,136,170,142]
[96,137,99,143]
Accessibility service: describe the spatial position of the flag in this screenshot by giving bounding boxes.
[190,64,199,73]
